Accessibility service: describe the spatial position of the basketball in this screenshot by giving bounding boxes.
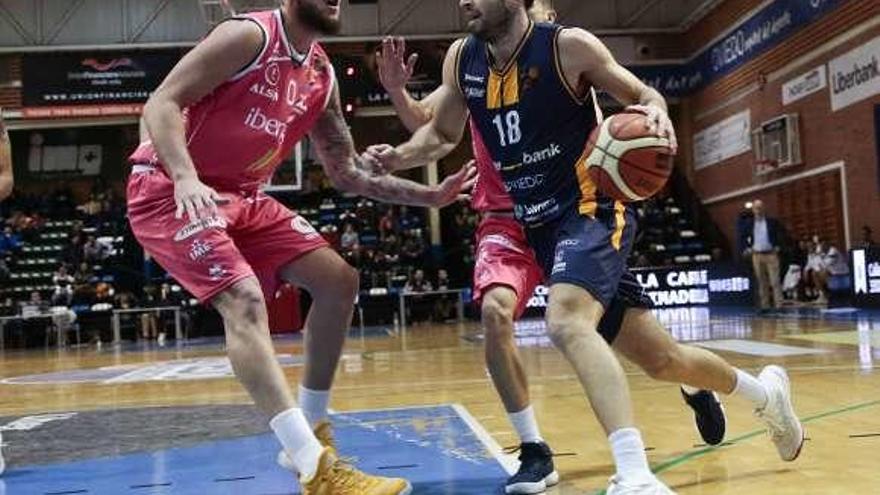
[584,112,675,202]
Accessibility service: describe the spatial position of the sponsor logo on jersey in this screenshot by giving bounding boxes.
[209,263,227,281]
[480,234,524,254]
[504,174,545,192]
[515,198,559,223]
[188,240,213,262]
[522,143,562,166]
[173,217,227,242]
[250,83,280,102]
[465,86,486,99]
[291,216,319,239]
[244,106,288,142]
[286,80,310,115]
[265,62,281,86]
[464,73,485,83]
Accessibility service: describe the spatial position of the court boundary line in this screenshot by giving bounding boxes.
[652,398,880,475]
[452,403,518,475]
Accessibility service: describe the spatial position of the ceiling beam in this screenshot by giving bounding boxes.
[621,0,664,28]
[679,0,726,31]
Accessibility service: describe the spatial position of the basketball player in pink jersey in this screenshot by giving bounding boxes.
[374,1,803,493]
[128,2,472,493]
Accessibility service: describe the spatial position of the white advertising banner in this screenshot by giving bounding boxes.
[693,110,752,170]
[829,36,880,111]
[782,65,827,105]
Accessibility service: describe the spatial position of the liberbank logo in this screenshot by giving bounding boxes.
[829,36,880,111]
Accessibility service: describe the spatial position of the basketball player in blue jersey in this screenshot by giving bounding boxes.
[367,1,805,493]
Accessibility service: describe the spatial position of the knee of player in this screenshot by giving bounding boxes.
[641,346,681,381]
[226,287,267,327]
[481,294,515,334]
[330,264,360,302]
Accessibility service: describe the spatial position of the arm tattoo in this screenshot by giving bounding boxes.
[309,85,441,207]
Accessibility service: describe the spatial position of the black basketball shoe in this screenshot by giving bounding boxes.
[505,441,559,494]
[681,387,727,446]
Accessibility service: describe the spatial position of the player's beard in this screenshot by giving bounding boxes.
[296,1,341,35]
[469,3,515,42]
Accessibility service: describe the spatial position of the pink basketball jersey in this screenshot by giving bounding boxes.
[469,119,514,212]
[129,9,334,192]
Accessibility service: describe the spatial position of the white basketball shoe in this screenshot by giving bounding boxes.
[755,365,805,461]
[606,475,676,494]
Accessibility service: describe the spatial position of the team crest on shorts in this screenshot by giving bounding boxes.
[290,216,319,238]
[173,217,228,242]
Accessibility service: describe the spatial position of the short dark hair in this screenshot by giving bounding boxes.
[525,0,535,9]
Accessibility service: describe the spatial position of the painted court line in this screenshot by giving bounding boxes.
[693,339,828,356]
[653,398,880,474]
[452,403,518,475]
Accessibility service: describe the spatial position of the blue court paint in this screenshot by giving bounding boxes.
[1,405,509,495]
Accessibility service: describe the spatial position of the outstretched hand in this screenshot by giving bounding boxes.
[376,36,418,92]
[434,160,478,207]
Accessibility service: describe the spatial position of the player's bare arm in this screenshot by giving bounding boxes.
[143,19,263,221]
[368,39,470,172]
[557,28,678,152]
[0,108,12,201]
[310,82,475,208]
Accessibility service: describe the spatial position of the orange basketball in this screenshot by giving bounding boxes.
[584,112,675,202]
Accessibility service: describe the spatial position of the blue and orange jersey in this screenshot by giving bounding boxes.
[457,22,617,227]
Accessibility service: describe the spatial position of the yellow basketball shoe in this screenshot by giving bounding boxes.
[312,421,337,454]
[301,447,412,495]
[278,421,338,471]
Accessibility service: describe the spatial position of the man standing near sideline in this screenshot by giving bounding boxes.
[739,199,786,310]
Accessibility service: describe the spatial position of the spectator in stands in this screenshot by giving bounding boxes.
[83,235,107,263]
[436,269,450,291]
[0,257,8,282]
[74,261,94,285]
[378,208,397,241]
[738,199,786,310]
[0,226,21,255]
[804,238,849,304]
[64,233,85,265]
[77,193,103,217]
[22,290,48,315]
[861,226,877,248]
[140,284,161,342]
[340,223,360,252]
[401,232,425,265]
[405,269,432,293]
[52,264,75,306]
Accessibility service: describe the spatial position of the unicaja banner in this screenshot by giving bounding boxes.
[22,51,181,113]
[829,35,880,111]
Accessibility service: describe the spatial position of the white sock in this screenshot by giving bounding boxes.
[732,368,769,409]
[299,385,330,427]
[508,406,543,443]
[681,384,700,395]
[609,428,653,482]
[270,408,324,479]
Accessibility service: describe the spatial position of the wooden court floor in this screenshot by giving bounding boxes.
[0,307,878,494]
